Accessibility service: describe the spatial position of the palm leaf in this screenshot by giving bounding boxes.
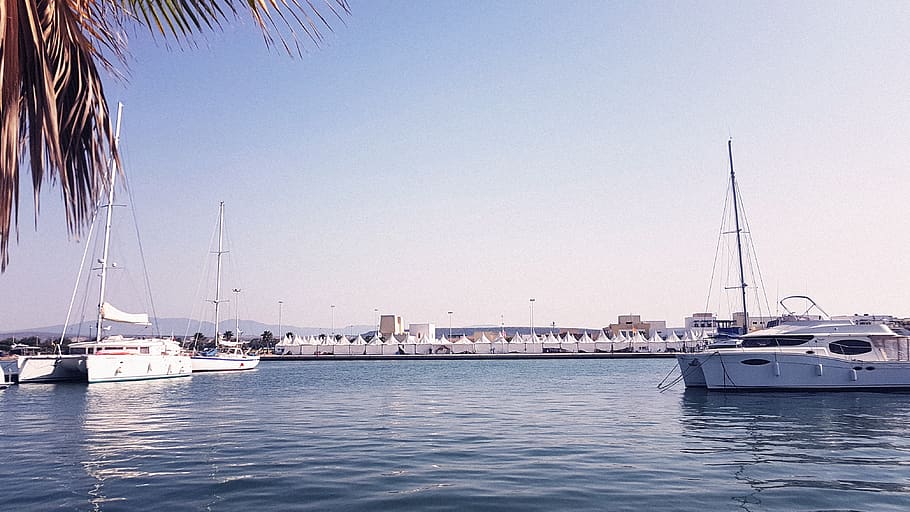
[0,0,350,271]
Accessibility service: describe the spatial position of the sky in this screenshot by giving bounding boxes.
[3,1,910,333]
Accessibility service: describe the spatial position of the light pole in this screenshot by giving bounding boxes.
[233,288,242,340]
[374,308,379,337]
[277,300,284,349]
[447,311,453,338]
[529,298,536,338]
[331,304,336,338]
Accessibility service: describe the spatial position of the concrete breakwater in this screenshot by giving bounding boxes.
[262,352,677,361]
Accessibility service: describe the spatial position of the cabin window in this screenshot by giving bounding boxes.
[740,358,771,366]
[140,347,150,354]
[741,335,812,348]
[70,348,85,355]
[828,339,872,356]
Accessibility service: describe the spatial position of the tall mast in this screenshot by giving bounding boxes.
[212,202,226,342]
[728,139,749,334]
[96,103,124,343]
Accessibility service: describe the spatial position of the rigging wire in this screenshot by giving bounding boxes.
[120,148,162,338]
[60,209,99,348]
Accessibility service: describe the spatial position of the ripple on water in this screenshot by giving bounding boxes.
[3,360,910,511]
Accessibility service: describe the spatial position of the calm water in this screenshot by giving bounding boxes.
[2,359,910,511]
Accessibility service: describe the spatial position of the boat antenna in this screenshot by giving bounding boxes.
[96,102,124,343]
[728,138,749,334]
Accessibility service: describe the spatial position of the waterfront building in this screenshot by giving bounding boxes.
[380,315,404,337]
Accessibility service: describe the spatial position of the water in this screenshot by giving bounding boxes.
[2,359,909,511]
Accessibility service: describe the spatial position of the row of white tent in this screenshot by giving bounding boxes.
[273,330,710,355]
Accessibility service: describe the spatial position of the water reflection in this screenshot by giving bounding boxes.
[80,379,193,510]
[679,389,910,510]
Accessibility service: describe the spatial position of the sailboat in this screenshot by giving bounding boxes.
[190,202,260,372]
[18,104,192,383]
[673,140,754,388]
[672,142,910,390]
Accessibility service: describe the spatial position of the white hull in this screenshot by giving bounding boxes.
[191,354,260,372]
[700,352,910,390]
[86,354,192,383]
[675,353,708,388]
[17,355,88,383]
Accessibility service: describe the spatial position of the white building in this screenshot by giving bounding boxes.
[409,323,436,341]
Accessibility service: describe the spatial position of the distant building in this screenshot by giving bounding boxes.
[380,315,404,337]
[685,313,717,330]
[409,323,436,341]
[608,314,651,337]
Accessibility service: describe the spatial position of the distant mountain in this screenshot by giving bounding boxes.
[0,319,376,340]
[1,321,604,341]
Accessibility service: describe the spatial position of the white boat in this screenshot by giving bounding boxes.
[190,202,260,372]
[68,335,191,383]
[18,105,192,384]
[685,316,910,390]
[191,340,259,372]
[675,139,759,388]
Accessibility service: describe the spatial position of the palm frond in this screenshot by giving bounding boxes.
[0,0,350,271]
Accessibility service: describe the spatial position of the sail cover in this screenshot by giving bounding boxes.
[101,302,151,325]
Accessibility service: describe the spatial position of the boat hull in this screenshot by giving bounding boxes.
[86,354,192,383]
[17,355,88,383]
[675,353,708,388]
[700,352,910,390]
[191,354,260,372]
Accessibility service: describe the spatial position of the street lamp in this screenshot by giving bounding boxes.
[529,298,536,338]
[232,288,242,340]
[277,300,284,349]
[447,311,453,338]
[331,304,336,337]
[374,308,379,337]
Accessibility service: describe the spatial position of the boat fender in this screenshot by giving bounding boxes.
[773,361,781,377]
[850,369,858,381]
[815,363,823,377]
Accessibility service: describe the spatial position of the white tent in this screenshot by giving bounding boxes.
[631,331,649,352]
[577,332,596,353]
[297,335,317,355]
[415,333,434,355]
[453,334,474,354]
[543,332,561,352]
[664,330,683,352]
[508,332,526,353]
[525,333,543,354]
[648,332,665,352]
[560,333,578,353]
[594,330,612,352]
[273,335,294,355]
[474,333,492,354]
[348,334,367,355]
[365,334,384,355]
[612,332,631,352]
[492,334,509,354]
[432,335,453,354]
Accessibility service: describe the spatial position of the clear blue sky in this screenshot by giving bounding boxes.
[3,1,910,332]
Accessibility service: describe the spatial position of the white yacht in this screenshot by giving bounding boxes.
[678,318,910,390]
[189,202,260,373]
[18,104,192,384]
[191,340,260,372]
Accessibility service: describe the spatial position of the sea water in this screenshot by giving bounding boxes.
[2,359,909,511]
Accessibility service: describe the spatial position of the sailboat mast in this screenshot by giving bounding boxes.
[213,202,226,342]
[96,103,124,343]
[728,139,749,334]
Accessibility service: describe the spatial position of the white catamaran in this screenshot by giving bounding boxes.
[17,104,192,384]
[190,202,260,372]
